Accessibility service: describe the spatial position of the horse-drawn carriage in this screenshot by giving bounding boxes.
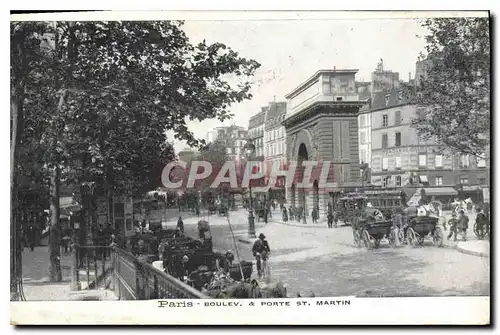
[404,214,443,247]
[352,208,396,249]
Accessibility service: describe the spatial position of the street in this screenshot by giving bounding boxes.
[178,209,489,297]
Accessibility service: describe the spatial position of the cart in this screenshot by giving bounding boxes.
[359,220,394,249]
[353,208,394,249]
[405,216,443,247]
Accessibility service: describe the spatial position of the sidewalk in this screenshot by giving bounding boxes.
[455,240,490,258]
[20,246,116,301]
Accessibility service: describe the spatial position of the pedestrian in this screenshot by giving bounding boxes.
[457,210,469,241]
[392,209,403,246]
[26,224,36,251]
[177,216,184,233]
[289,206,294,222]
[311,207,317,224]
[282,207,288,222]
[327,207,333,229]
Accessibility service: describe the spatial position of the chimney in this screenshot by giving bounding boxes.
[408,72,411,82]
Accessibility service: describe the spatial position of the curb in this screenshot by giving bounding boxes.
[238,238,252,245]
[269,219,332,229]
[455,243,489,258]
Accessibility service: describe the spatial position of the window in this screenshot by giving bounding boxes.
[477,154,486,168]
[382,157,389,171]
[382,114,388,127]
[460,177,469,184]
[395,156,402,169]
[395,110,401,125]
[435,155,443,168]
[460,154,470,168]
[383,176,391,187]
[322,75,331,94]
[382,134,388,149]
[419,154,427,167]
[395,175,402,186]
[226,148,232,154]
[395,132,401,147]
[435,176,443,186]
[479,178,486,185]
[360,131,366,144]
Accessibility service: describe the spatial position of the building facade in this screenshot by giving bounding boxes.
[248,108,266,158]
[284,69,364,222]
[369,88,489,202]
[264,101,287,188]
[206,125,248,161]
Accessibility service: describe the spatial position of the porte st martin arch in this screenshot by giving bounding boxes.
[284,69,365,223]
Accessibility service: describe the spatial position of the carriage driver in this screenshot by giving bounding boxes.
[252,233,271,279]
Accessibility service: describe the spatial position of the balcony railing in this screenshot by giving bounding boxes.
[72,245,209,300]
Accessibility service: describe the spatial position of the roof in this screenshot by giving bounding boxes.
[370,88,413,111]
[285,69,359,99]
[248,110,266,129]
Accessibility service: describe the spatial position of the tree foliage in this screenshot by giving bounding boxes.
[11,20,260,287]
[410,17,490,157]
[12,20,260,196]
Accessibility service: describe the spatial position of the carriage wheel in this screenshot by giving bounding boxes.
[433,227,444,247]
[374,239,381,249]
[406,228,416,247]
[362,229,372,249]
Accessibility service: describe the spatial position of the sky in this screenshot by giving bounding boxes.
[169,18,429,152]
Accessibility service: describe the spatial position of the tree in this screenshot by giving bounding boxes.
[409,18,490,157]
[11,20,260,290]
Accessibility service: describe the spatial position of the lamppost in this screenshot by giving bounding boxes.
[244,139,256,238]
[81,181,96,245]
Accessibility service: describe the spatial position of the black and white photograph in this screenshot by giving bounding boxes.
[9,10,490,325]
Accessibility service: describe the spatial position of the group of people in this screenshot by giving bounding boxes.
[281,204,337,228]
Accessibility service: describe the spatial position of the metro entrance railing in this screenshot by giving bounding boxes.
[71,245,209,299]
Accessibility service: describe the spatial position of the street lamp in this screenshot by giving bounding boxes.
[244,139,256,238]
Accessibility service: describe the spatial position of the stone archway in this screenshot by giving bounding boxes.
[297,143,309,224]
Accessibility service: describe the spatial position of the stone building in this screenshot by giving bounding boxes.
[248,108,266,159]
[264,101,287,189]
[206,125,248,161]
[370,88,489,203]
[283,69,364,222]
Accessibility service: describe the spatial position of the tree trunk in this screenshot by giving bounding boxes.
[10,85,23,300]
[49,165,62,282]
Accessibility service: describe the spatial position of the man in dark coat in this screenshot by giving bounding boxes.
[177,217,184,233]
[26,224,36,251]
[252,233,271,279]
[458,210,469,241]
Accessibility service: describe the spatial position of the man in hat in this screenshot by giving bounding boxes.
[252,233,271,279]
[458,210,469,241]
[447,212,459,242]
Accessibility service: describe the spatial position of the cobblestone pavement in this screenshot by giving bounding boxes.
[180,209,490,298]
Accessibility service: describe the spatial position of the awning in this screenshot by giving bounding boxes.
[423,187,458,196]
[419,176,428,183]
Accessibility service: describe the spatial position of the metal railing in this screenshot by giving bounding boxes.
[111,247,209,299]
[71,245,114,291]
[72,245,209,299]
